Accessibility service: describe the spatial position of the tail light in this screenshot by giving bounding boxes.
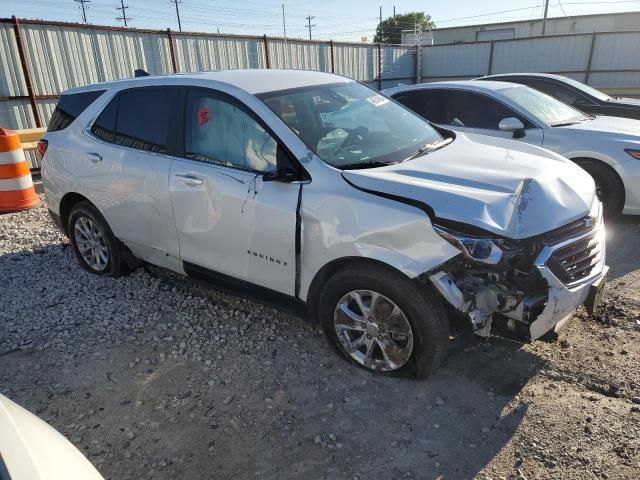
[36,139,48,159]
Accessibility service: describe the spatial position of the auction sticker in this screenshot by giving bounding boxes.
[366,94,389,107]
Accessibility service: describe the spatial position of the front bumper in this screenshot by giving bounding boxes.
[506,205,608,340]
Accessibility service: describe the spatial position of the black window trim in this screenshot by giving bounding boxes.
[176,86,309,180]
[47,89,107,132]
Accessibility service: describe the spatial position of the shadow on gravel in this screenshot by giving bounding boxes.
[0,240,542,480]
[605,215,640,280]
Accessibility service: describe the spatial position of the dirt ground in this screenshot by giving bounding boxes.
[1,204,639,480]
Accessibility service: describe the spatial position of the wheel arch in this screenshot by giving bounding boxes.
[304,256,422,324]
[571,156,626,204]
[59,192,93,235]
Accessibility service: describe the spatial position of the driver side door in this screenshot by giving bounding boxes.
[169,87,301,295]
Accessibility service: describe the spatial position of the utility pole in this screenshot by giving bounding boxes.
[74,0,90,23]
[379,6,383,42]
[305,15,316,40]
[541,0,550,35]
[282,4,287,40]
[173,0,183,32]
[116,0,129,27]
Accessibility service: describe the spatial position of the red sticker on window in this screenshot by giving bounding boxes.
[197,106,211,126]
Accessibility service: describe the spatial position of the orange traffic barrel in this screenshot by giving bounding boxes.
[0,128,41,212]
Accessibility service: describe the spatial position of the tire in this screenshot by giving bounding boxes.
[574,159,624,217]
[68,201,131,277]
[318,264,449,379]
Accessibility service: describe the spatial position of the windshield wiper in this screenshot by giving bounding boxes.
[551,120,581,127]
[405,137,453,161]
[339,160,397,170]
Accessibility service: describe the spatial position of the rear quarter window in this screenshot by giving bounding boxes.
[47,90,105,132]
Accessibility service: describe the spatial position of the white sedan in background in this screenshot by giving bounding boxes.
[384,80,640,216]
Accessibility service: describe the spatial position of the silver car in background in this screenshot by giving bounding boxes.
[384,80,640,216]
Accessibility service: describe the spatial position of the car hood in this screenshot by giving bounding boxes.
[611,96,640,107]
[342,133,596,239]
[563,115,640,139]
[0,394,103,479]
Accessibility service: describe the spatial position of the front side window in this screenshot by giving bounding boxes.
[184,90,277,173]
[500,86,586,126]
[259,82,442,168]
[440,90,530,129]
[48,90,105,132]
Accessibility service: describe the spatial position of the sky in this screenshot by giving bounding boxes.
[2,0,640,41]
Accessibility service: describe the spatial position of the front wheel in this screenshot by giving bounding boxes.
[319,264,449,379]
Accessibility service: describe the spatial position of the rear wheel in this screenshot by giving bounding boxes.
[574,159,624,217]
[319,264,449,379]
[68,201,131,277]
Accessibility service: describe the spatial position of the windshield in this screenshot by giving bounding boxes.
[560,76,611,101]
[500,86,585,126]
[258,82,443,168]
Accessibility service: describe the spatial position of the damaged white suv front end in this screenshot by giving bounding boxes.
[429,199,607,340]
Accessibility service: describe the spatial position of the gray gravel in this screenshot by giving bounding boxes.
[1,203,639,479]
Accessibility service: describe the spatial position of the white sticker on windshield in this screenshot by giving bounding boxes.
[366,94,389,107]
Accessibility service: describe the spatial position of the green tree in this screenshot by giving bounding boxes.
[374,12,435,44]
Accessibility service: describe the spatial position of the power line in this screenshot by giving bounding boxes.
[304,15,316,40]
[74,0,90,23]
[116,0,130,27]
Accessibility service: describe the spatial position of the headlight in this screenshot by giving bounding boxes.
[434,226,504,264]
[624,149,640,160]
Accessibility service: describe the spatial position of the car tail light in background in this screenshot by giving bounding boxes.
[36,139,48,159]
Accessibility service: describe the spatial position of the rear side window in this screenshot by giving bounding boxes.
[115,88,174,153]
[91,87,175,154]
[393,89,447,123]
[48,90,105,132]
[91,95,118,143]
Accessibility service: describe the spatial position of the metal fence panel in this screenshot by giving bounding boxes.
[333,43,378,81]
[422,43,491,79]
[19,24,171,95]
[381,46,414,81]
[268,39,330,71]
[591,32,640,71]
[0,99,33,130]
[173,35,264,72]
[491,35,592,74]
[0,23,26,97]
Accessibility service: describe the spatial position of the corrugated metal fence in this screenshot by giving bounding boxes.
[421,31,640,92]
[0,17,417,147]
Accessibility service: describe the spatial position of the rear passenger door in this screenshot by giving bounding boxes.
[169,87,300,296]
[81,87,182,268]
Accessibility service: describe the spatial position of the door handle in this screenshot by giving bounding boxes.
[87,152,102,163]
[174,173,204,186]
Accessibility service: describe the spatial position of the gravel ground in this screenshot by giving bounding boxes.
[1,203,639,480]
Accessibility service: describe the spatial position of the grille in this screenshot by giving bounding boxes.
[543,215,595,245]
[546,230,602,285]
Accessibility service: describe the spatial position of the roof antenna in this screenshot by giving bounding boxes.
[134,69,150,77]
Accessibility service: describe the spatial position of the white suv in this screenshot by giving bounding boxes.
[41,70,608,379]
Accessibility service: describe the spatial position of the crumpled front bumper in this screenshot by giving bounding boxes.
[526,218,607,339]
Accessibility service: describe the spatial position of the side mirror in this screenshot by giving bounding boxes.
[498,117,526,138]
[262,168,299,183]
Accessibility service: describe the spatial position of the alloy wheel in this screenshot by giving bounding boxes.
[333,290,414,371]
[74,216,109,271]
